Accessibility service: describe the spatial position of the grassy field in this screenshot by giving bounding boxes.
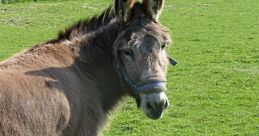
[0,0,258,135]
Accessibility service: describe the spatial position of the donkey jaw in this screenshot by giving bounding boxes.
[140,92,169,120]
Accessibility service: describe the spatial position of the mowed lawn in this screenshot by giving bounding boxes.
[0,0,258,135]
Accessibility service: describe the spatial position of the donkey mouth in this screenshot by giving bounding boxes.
[146,100,168,120]
[140,91,169,120]
[146,111,164,120]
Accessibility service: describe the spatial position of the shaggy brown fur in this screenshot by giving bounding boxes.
[0,0,172,135]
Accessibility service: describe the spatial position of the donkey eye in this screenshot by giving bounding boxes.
[161,44,166,49]
[123,50,134,58]
[124,50,131,55]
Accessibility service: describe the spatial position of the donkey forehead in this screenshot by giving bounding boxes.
[133,34,161,50]
[119,20,171,48]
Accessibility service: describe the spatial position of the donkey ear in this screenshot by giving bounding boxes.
[115,0,136,22]
[142,0,164,21]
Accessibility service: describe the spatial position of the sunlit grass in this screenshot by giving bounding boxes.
[0,0,258,135]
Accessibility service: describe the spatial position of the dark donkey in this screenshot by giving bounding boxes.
[0,0,177,135]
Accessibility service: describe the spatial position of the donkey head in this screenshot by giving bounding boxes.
[113,0,176,120]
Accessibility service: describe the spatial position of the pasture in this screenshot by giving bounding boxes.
[0,0,258,135]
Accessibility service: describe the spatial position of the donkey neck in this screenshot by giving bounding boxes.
[71,22,126,113]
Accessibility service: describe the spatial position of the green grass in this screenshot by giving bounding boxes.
[0,0,258,135]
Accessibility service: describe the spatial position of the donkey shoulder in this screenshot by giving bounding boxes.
[0,70,71,136]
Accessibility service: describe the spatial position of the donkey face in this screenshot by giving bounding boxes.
[114,0,175,120]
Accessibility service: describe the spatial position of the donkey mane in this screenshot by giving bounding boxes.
[47,6,116,44]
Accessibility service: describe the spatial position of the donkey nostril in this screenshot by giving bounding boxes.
[146,100,168,112]
[156,100,168,111]
[163,100,169,109]
[146,102,154,110]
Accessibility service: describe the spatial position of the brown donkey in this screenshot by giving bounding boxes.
[0,0,177,135]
